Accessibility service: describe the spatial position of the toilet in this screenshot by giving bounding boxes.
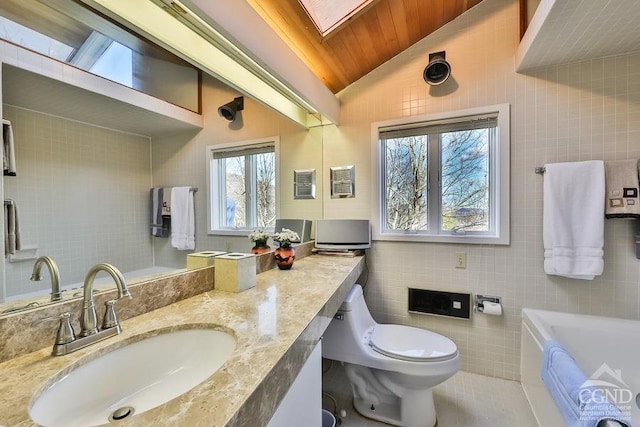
[322,284,459,427]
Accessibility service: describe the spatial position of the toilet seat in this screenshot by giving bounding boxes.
[369,324,457,362]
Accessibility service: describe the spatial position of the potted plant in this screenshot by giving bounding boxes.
[248,229,271,254]
[272,228,300,270]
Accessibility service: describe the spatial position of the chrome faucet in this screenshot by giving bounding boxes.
[80,263,132,337]
[30,256,62,302]
[38,263,132,356]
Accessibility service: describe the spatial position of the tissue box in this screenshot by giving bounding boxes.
[214,252,256,292]
[187,251,227,269]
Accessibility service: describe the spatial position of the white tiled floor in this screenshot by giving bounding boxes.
[321,360,538,427]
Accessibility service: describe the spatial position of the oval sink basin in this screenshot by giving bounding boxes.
[29,328,236,427]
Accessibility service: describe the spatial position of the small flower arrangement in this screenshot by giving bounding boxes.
[248,229,270,245]
[272,228,300,248]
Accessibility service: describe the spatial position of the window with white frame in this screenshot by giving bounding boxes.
[208,139,278,233]
[372,104,510,244]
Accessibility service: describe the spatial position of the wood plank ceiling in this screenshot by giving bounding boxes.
[248,0,484,93]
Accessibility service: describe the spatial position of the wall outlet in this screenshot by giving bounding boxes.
[455,252,467,269]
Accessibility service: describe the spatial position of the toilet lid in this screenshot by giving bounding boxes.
[369,324,457,362]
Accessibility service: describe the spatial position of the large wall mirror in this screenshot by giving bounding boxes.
[0,0,323,316]
[0,62,198,312]
[0,62,325,315]
[0,5,325,315]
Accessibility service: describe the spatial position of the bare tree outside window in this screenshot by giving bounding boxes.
[218,149,275,229]
[441,129,489,232]
[375,105,508,243]
[383,128,490,233]
[210,141,277,232]
[225,157,246,228]
[256,152,276,227]
[385,136,428,230]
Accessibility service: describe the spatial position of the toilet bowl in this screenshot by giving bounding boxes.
[322,284,459,427]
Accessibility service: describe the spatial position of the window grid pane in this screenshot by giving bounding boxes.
[256,152,276,227]
[224,156,246,228]
[440,129,490,232]
[211,143,276,231]
[380,122,496,236]
[383,135,429,231]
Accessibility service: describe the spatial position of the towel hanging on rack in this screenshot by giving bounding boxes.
[4,199,21,255]
[150,188,170,237]
[2,119,17,176]
[604,160,640,219]
[170,187,195,250]
[543,161,605,280]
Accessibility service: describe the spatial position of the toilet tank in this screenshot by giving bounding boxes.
[322,285,376,364]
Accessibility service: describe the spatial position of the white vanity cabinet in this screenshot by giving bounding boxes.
[267,341,322,427]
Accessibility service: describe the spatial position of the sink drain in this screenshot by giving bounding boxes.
[109,406,135,422]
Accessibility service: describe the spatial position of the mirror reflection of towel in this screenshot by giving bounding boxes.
[162,187,172,216]
[4,201,21,255]
[150,188,169,238]
[2,120,17,176]
[170,187,195,250]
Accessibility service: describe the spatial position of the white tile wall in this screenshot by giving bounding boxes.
[3,106,153,296]
[151,76,325,267]
[324,0,640,380]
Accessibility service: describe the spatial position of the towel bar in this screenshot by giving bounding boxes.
[4,199,14,206]
[535,167,546,174]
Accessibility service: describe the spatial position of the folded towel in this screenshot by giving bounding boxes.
[543,161,605,280]
[4,200,21,255]
[150,188,170,237]
[2,120,16,176]
[604,160,640,218]
[541,341,630,427]
[170,187,195,250]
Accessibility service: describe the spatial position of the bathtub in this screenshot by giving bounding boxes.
[521,308,638,427]
[4,266,181,304]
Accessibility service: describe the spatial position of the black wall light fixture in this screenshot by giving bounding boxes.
[218,96,244,122]
[423,51,451,86]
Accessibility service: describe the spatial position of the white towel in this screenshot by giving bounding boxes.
[170,187,195,250]
[543,161,605,280]
[4,200,21,255]
[2,120,17,176]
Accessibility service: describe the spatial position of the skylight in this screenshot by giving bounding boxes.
[297,0,375,37]
[0,16,133,86]
[90,41,133,87]
[0,16,73,62]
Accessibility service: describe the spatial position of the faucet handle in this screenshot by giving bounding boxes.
[35,312,76,345]
[102,300,121,330]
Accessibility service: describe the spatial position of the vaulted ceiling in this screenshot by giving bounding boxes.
[248,0,485,93]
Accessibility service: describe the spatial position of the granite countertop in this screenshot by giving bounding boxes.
[0,254,364,427]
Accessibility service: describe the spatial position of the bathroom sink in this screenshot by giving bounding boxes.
[29,327,236,427]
